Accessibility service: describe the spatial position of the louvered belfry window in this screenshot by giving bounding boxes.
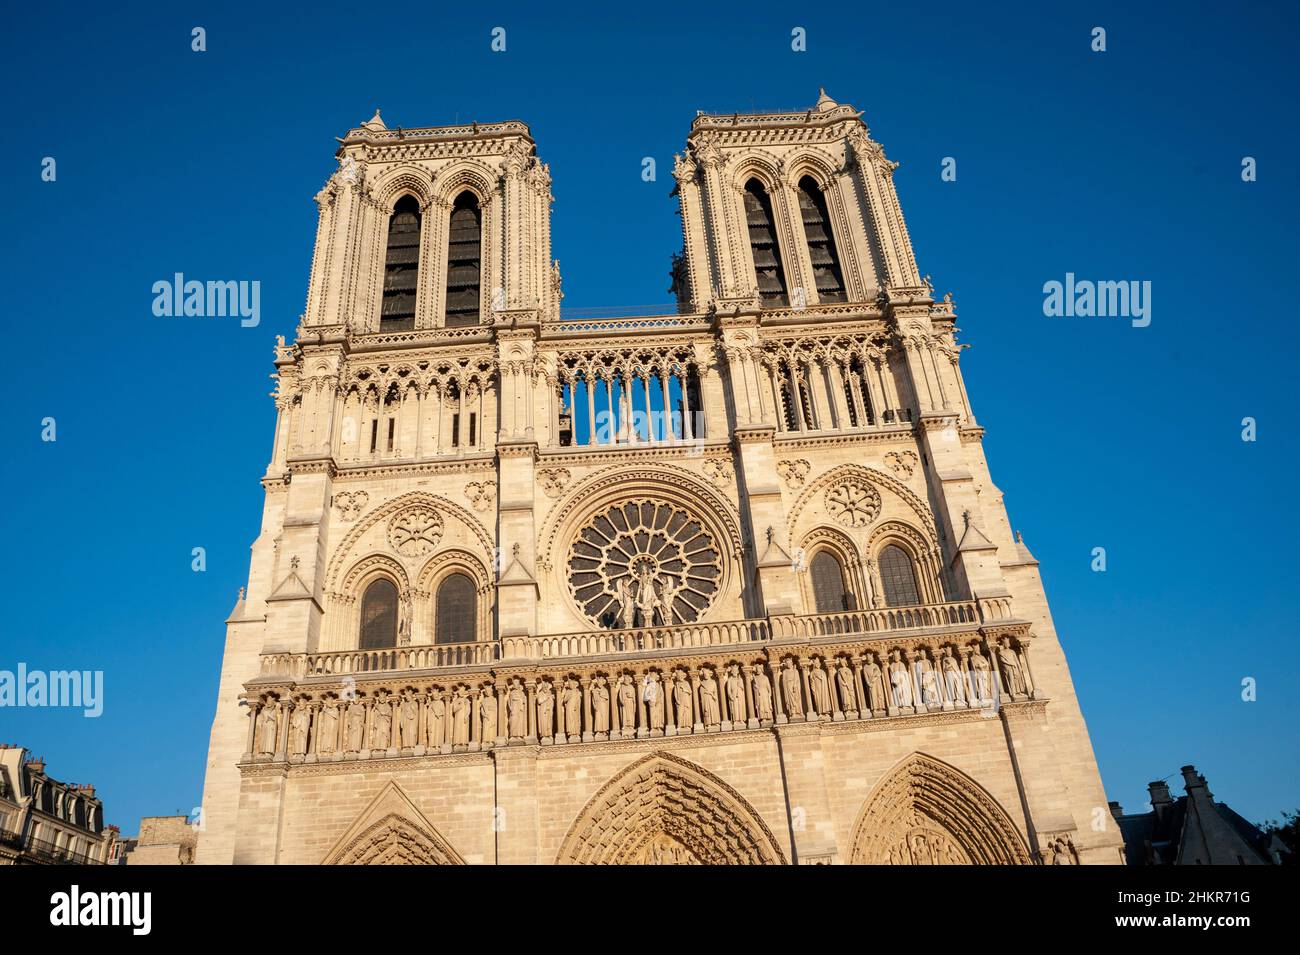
[359,578,399,649]
[878,545,921,607]
[743,180,787,307]
[381,195,421,330]
[435,573,476,644]
[797,177,846,303]
[445,192,482,327]
[810,551,853,613]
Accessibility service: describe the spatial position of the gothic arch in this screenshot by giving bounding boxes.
[415,548,493,644]
[325,490,494,591]
[787,463,939,543]
[867,520,945,604]
[371,164,436,209]
[797,524,867,612]
[782,148,840,190]
[323,781,465,865]
[538,463,744,569]
[430,159,498,208]
[848,752,1031,865]
[555,752,786,865]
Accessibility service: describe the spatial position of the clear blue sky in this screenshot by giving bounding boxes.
[2,1,1296,834]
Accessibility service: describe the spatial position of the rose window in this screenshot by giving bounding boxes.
[388,507,443,557]
[825,480,881,528]
[568,500,722,629]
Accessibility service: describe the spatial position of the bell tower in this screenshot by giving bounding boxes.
[304,109,559,334]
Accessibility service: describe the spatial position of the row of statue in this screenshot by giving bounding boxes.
[248,637,1031,760]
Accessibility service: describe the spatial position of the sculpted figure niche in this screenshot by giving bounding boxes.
[507,679,528,740]
[672,670,693,727]
[751,665,774,722]
[479,684,498,744]
[537,682,555,739]
[562,679,582,739]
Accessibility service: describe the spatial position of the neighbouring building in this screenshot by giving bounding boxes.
[1112,765,1288,865]
[197,91,1123,865]
[123,815,198,865]
[0,744,121,865]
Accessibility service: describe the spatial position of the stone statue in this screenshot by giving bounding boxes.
[863,656,886,712]
[256,700,278,756]
[998,639,1027,697]
[971,652,993,703]
[698,669,720,726]
[656,575,678,626]
[562,679,582,735]
[479,685,498,742]
[426,690,446,747]
[451,687,470,745]
[591,677,610,733]
[673,671,693,726]
[941,650,966,704]
[397,600,411,646]
[400,691,420,748]
[635,565,659,627]
[643,672,664,731]
[916,653,941,706]
[289,703,310,756]
[889,651,914,708]
[345,700,366,752]
[371,693,392,749]
[780,659,803,717]
[725,664,746,723]
[808,659,831,717]
[537,682,555,738]
[835,659,856,712]
[317,699,338,755]
[507,679,527,739]
[751,665,774,722]
[617,675,637,733]
[615,577,636,629]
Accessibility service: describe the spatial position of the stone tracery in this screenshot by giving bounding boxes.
[556,752,786,865]
[567,500,722,629]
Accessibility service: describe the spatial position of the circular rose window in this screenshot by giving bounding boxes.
[568,500,721,629]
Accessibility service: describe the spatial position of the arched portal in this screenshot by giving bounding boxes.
[848,752,1032,864]
[556,752,786,865]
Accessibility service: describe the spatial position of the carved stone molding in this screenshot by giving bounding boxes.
[884,450,918,479]
[388,506,444,557]
[825,479,881,528]
[464,481,496,512]
[335,490,369,521]
[538,467,571,499]
[776,459,810,488]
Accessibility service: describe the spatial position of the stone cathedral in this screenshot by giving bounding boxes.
[198,92,1123,865]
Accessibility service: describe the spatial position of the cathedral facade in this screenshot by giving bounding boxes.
[197,92,1122,865]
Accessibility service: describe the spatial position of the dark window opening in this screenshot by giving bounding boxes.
[359,578,399,649]
[386,418,395,452]
[369,419,378,453]
[468,412,477,446]
[451,413,461,448]
[435,573,476,644]
[796,177,846,303]
[810,551,854,613]
[445,192,482,327]
[743,180,787,308]
[879,544,921,607]
[381,195,420,330]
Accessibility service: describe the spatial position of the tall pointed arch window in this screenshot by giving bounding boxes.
[796,176,846,302]
[878,545,921,607]
[434,573,476,644]
[445,192,482,327]
[743,180,787,307]
[810,551,854,613]
[359,578,399,649]
[381,196,421,330]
